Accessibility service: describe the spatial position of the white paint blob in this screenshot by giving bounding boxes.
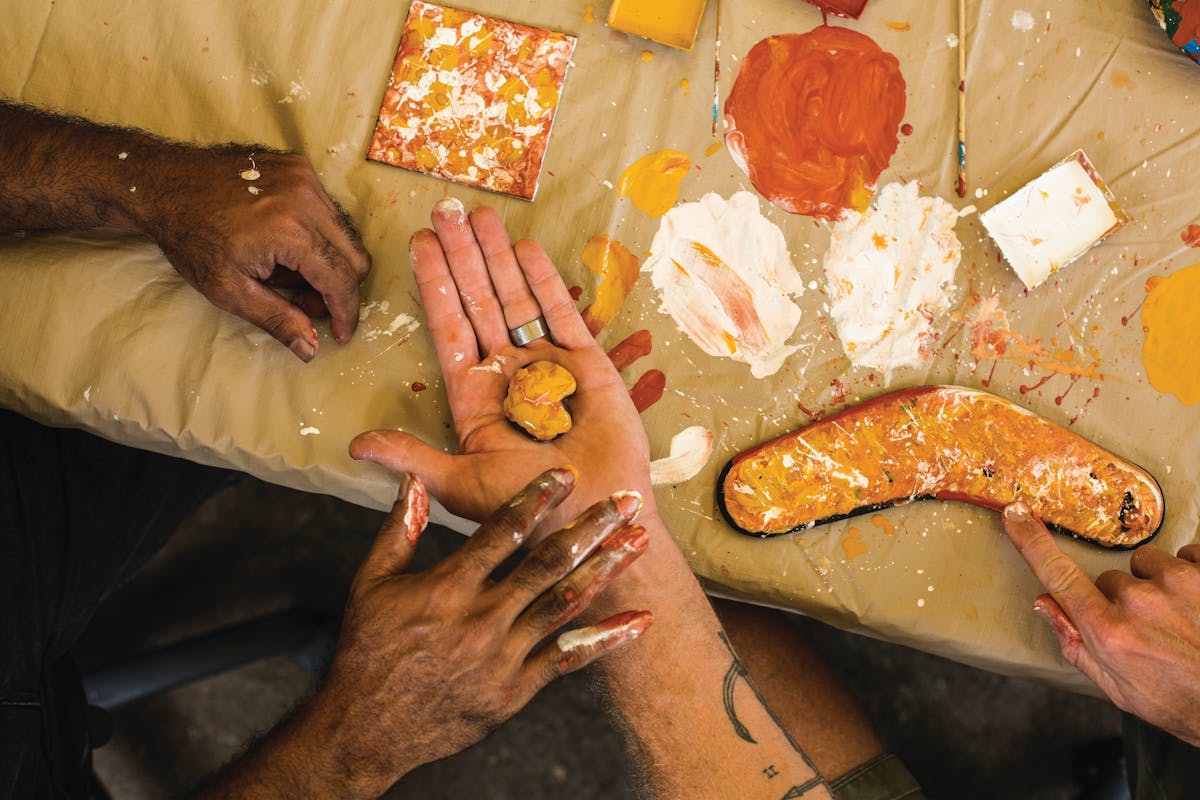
[644,192,805,378]
[650,426,714,485]
[1011,10,1035,31]
[823,181,962,373]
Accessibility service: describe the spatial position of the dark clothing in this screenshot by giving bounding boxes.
[0,410,231,798]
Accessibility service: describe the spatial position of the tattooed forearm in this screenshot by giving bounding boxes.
[718,632,831,798]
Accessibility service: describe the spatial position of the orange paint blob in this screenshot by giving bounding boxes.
[631,369,666,412]
[842,527,868,560]
[1141,263,1200,405]
[640,49,655,62]
[724,27,906,219]
[887,20,911,31]
[680,78,690,91]
[580,235,641,335]
[871,514,895,536]
[583,3,596,24]
[1111,70,1134,90]
[1182,224,1200,247]
[618,150,692,217]
[704,140,723,157]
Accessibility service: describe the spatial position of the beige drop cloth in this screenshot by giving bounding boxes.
[2,0,1198,696]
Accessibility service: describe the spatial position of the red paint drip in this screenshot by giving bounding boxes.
[630,369,666,413]
[901,123,914,136]
[1182,224,1200,248]
[607,329,652,372]
[1054,375,1081,406]
[981,361,998,389]
[568,285,583,301]
[1121,295,1147,327]
[411,381,427,392]
[1019,374,1054,395]
[1068,386,1103,427]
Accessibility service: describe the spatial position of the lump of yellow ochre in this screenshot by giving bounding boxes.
[504,361,577,441]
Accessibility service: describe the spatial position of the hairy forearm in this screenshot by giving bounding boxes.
[591,516,832,799]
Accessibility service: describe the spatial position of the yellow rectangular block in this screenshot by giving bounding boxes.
[607,0,707,51]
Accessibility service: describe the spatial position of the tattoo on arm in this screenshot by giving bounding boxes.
[718,632,829,798]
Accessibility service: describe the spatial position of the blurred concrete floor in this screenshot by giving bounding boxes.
[75,477,1125,799]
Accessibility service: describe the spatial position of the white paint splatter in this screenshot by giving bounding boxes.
[946,33,959,47]
[650,426,714,486]
[278,80,311,104]
[299,426,321,436]
[1011,10,1035,31]
[644,192,805,379]
[83,386,92,402]
[247,186,261,195]
[823,181,962,373]
[118,152,128,160]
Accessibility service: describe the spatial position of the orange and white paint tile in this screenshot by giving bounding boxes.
[367,1,576,200]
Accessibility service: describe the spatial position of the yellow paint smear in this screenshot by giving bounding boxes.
[704,140,723,157]
[618,150,692,218]
[583,3,596,24]
[887,20,911,30]
[581,235,641,335]
[842,527,868,561]
[607,0,708,50]
[680,78,690,91]
[1142,263,1200,405]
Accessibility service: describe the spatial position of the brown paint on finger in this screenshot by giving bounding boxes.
[607,329,653,371]
[630,369,666,412]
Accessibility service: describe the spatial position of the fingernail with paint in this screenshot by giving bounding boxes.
[1003,502,1030,523]
[434,197,466,219]
[548,466,577,490]
[289,337,316,362]
[612,490,644,521]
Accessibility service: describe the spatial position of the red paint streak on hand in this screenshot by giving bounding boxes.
[630,369,666,413]
[724,27,906,219]
[607,329,653,372]
[1182,224,1200,248]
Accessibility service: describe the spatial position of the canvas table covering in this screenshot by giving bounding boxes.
[3,0,1198,696]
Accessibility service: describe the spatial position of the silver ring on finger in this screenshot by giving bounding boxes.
[509,316,550,347]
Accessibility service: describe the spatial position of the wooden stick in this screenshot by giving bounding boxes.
[712,0,722,137]
[956,0,967,197]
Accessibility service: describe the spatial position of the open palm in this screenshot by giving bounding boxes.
[351,200,654,536]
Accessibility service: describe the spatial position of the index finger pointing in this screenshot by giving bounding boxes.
[1001,503,1110,628]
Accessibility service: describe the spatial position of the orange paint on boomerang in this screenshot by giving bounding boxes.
[581,235,641,335]
[724,26,906,220]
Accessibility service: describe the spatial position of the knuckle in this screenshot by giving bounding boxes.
[1160,562,1197,587]
[1041,553,1083,593]
[524,539,575,579]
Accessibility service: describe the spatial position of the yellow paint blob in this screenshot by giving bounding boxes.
[580,235,641,335]
[583,3,596,24]
[504,361,577,441]
[618,150,692,218]
[842,527,868,561]
[1142,264,1200,405]
[704,141,723,158]
[607,0,708,50]
[680,78,690,91]
[640,49,655,62]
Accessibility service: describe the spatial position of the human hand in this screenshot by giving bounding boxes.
[350,199,654,535]
[136,147,370,361]
[1002,502,1200,746]
[296,469,652,797]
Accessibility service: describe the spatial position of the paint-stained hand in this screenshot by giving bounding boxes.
[137,147,371,361]
[198,469,651,799]
[1002,502,1200,747]
[350,199,655,536]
